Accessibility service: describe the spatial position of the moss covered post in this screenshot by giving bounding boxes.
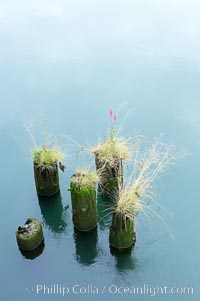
[109,213,136,250]
[16,218,44,251]
[20,241,45,260]
[70,173,98,231]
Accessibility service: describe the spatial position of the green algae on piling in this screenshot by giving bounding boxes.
[70,170,98,231]
[109,213,136,250]
[16,218,44,251]
[19,240,45,260]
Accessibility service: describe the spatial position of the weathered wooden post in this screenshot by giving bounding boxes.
[70,171,98,231]
[109,213,136,250]
[95,153,123,198]
[33,148,64,196]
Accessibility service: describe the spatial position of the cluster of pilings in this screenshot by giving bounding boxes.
[16,150,135,256]
[68,152,135,251]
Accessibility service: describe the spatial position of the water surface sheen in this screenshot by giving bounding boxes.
[0,1,200,300]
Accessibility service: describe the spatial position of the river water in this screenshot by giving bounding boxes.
[0,1,199,300]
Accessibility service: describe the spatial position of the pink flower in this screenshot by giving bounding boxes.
[109,108,113,119]
[114,113,117,124]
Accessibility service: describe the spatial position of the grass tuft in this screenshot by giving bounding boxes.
[33,147,63,170]
[91,114,140,170]
[107,138,185,237]
[92,136,131,164]
[20,114,66,172]
[71,167,99,188]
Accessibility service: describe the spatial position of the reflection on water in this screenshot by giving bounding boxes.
[19,240,45,260]
[97,193,114,230]
[38,192,68,234]
[110,246,136,272]
[73,227,98,266]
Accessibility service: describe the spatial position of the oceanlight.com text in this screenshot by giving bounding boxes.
[25,283,194,297]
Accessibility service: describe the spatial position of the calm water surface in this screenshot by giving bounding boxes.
[0,1,200,300]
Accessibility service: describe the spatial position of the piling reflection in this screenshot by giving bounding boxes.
[97,192,113,230]
[73,227,98,266]
[110,246,136,272]
[38,192,68,234]
[19,240,45,260]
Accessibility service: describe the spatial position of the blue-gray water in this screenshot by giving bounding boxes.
[0,1,200,300]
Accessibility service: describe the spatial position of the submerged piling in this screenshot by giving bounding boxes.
[16,218,44,251]
[20,240,45,260]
